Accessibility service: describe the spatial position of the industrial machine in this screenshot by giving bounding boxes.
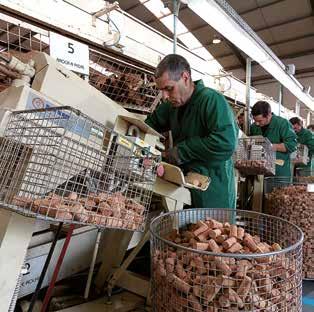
[0,51,191,311]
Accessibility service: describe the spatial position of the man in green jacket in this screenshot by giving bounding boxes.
[250,101,297,177]
[145,54,238,208]
[289,117,314,173]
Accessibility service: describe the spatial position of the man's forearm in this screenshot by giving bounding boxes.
[272,143,287,153]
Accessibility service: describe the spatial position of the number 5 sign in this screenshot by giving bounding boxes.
[50,32,89,75]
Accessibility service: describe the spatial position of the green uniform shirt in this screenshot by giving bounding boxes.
[250,114,297,177]
[296,127,314,171]
[145,80,238,208]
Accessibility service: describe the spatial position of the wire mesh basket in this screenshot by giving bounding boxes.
[150,208,303,312]
[234,136,275,176]
[263,176,296,194]
[89,49,161,113]
[291,144,309,166]
[296,168,314,183]
[0,106,161,232]
[264,177,314,279]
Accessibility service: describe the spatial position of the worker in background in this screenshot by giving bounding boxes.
[307,124,314,132]
[237,112,245,131]
[145,54,238,208]
[289,117,314,172]
[250,101,297,177]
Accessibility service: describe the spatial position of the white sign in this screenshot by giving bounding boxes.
[50,32,89,75]
[19,254,49,297]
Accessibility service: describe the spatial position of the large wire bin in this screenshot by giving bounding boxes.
[296,168,314,183]
[0,106,161,232]
[150,209,303,312]
[265,177,314,279]
[234,136,275,176]
[291,144,309,166]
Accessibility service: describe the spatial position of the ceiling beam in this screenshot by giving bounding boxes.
[239,0,286,15]
[144,0,287,28]
[125,1,150,12]
[187,14,312,41]
[254,15,312,32]
[252,66,314,84]
[185,0,314,110]
[215,33,314,61]
[225,48,314,71]
[223,38,246,69]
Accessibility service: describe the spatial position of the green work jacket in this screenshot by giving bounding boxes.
[296,127,314,171]
[250,114,297,177]
[145,80,238,208]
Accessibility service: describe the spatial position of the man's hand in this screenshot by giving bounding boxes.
[162,146,182,165]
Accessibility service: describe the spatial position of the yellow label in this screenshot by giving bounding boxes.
[135,138,147,148]
[117,136,132,149]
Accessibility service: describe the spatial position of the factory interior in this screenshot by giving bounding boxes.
[0,0,313,311]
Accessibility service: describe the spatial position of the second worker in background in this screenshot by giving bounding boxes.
[250,101,297,177]
[289,117,314,173]
[145,54,238,208]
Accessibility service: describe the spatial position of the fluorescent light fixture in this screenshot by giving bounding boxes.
[212,35,221,44]
[160,14,188,35]
[190,47,212,60]
[178,32,203,49]
[186,0,314,111]
[142,1,215,55]
[144,0,171,18]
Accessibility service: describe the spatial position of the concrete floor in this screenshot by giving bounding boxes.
[58,292,145,312]
[59,281,314,312]
[303,280,314,312]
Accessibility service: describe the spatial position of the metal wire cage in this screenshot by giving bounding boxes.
[89,49,161,113]
[264,177,314,279]
[291,144,309,166]
[296,168,314,183]
[0,106,160,232]
[263,176,296,194]
[234,136,275,176]
[150,208,303,312]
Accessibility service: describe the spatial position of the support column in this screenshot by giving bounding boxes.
[295,100,300,116]
[173,0,180,54]
[278,83,283,116]
[245,57,252,135]
[306,111,311,127]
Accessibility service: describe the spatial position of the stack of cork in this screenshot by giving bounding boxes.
[12,191,145,231]
[152,217,301,311]
[267,184,314,278]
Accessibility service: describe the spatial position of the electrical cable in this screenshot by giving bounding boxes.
[103,13,121,47]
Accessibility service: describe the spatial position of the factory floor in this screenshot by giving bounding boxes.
[58,281,314,312]
[57,292,145,311]
[303,280,314,312]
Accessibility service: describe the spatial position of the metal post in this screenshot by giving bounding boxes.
[27,222,63,312]
[295,100,300,116]
[84,229,102,299]
[306,111,311,127]
[245,57,252,135]
[41,224,75,312]
[173,0,180,54]
[278,83,283,116]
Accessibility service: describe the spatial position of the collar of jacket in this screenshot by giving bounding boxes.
[182,79,206,107]
[297,127,306,138]
[266,113,278,130]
